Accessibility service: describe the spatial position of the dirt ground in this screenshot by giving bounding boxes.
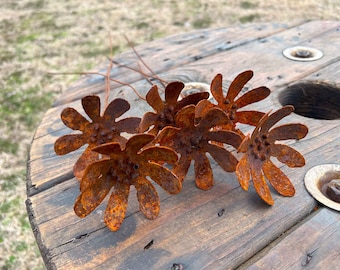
[0,0,339,269]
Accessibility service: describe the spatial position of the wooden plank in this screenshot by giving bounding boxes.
[27,165,314,269]
[27,123,339,269]
[243,208,340,270]
[27,21,340,193]
[26,21,340,270]
[36,20,340,141]
[26,107,340,269]
[52,22,298,107]
[27,102,340,196]
[171,20,340,92]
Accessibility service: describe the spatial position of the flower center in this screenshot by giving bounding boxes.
[190,134,203,148]
[87,122,118,145]
[249,134,271,161]
[109,158,140,185]
[157,107,175,130]
[177,129,203,154]
[220,101,238,121]
[228,104,238,121]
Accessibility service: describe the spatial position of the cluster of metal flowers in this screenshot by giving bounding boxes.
[55,70,308,231]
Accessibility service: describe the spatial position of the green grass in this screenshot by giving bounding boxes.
[0,139,19,155]
[19,214,32,230]
[192,16,212,29]
[0,86,54,130]
[1,173,23,191]
[14,241,28,252]
[17,33,39,44]
[0,198,21,214]
[239,14,261,23]
[3,255,17,270]
[240,1,258,9]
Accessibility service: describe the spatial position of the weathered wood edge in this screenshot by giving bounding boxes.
[51,21,301,107]
[25,21,340,270]
[32,120,339,269]
[240,208,340,269]
[27,123,334,268]
[26,198,57,270]
[27,20,340,197]
[26,21,299,196]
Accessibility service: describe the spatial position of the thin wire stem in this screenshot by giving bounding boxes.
[111,58,168,86]
[48,71,146,100]
[123,34,167,88]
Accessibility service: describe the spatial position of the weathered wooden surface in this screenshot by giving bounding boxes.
[26,21,340,270]
[243,208,340,269]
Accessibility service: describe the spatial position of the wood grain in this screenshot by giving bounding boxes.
[244,208,340,269]
[26,21,340,270]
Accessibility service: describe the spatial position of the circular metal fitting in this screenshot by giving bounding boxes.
[182,82,211,98]
[304,164,340,211]
[282,46,323,62]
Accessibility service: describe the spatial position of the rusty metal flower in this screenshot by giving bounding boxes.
[54,95,141,179]
[196,71,270,135]
[74,134,181,231]
[155,105,242,190]
[139,81,209,135]
[236,105,308,205]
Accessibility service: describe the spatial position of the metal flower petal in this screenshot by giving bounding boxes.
[74,160,112,217]
[139,146,178,164]
[165,81,185,106]
[103,98,131,119]
[270,144,306,168]
[135,177,160,219]
[73,148,102,180]
[225,70,254,101]
[60,107,89,131]
[142,162,181,194]
[104,184,130,231]
[269,124,308,141]
[250,161,274,205]
[198,71,270,135]
[54,95,141,180]
[73,134,181,231]
[173,155,192,183]
[204,143,239,172]
[146,85,163,112]
[235,154,251,191]
[82,95,101,122]
[140,81,208,135]
[156,105,241,189]
[194,153,213,190]
[262,159,295,197]
[54,134,86,155]
[236,106,308,205]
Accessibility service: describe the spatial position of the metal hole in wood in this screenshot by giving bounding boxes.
[279,82,340,120]
[305,164,340,211]
[182,82,211,98]
[282,46,323,62]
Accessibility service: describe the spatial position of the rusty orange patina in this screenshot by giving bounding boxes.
[139,81,209,135]
[196,70,270,137]
[236,106,308,205]
[74,134,181,231]
[54,95,140,179]
[54,69,309,231]
[156,105,242,190]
